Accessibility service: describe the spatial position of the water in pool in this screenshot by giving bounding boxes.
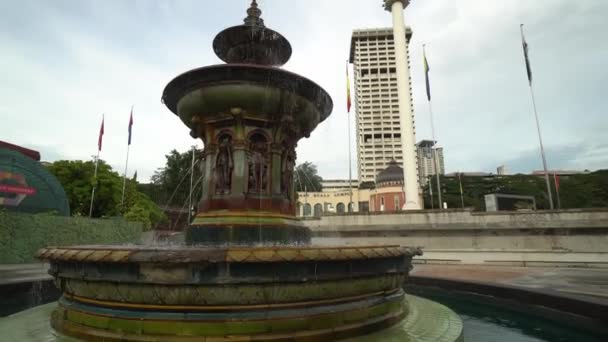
[407,285,608,342]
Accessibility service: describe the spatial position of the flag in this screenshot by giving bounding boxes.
[97,116,104,151]
[520,24,533,85]
[128,106,134,145]
[423,45,431,101]
[346,61,352,113]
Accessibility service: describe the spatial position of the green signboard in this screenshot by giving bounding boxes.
[0,148,69,216]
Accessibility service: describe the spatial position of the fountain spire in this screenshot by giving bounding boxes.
[213,0,292,66]
[244,0,265,27]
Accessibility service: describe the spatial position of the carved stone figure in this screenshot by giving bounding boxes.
[281,149,295,198]
[214,135,233,194]
[248,138,268,193]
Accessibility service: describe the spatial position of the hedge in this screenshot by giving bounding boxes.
[0,211,142,264]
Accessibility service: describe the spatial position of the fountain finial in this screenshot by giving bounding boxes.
[212,0,291,66]
[244,0,265,27]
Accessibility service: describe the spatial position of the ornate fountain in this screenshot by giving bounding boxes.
[34,2,456,341]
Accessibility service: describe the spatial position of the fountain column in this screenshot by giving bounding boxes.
[384,0,421,209]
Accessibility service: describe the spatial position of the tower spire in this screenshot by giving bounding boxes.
[244,0,265,27]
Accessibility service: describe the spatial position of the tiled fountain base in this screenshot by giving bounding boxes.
[0,295,463,342]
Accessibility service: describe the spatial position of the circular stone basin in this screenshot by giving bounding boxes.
[162,64,333,138]
[37,245,422,341]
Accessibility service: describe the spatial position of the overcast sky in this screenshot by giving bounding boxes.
[1,0,607,182]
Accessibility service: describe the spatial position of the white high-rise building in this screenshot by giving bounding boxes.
[349,27,415,184]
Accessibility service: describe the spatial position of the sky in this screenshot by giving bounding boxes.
[1,0,607,182]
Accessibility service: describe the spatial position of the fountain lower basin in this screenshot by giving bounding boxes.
[37,245,424,340]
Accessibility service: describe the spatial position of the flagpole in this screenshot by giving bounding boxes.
[347,105,353,213]
[428,175,434,209]
[528,82,554,210]
[120,145,131,208]
[554,173,562,209]
[458,172,465,209]
[188,146,196,223]
[346,60,353,212]
[89,150,100,218]
[423,44,443,210]
[521,24,554,210]
[89,114,104,218]
[304,185,308,217]
[120,106,134,209]
[428,100,443,209]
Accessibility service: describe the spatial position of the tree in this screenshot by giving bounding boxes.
[146,149,204,208]
[47,159,166,229]
[421,171,608,211]
[294,162,323,192]
[121,175,167,230]
[47,159,121,217]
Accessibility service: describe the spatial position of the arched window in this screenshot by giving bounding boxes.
[336,202,345,213]
[313,203,323,217]
[303,203,312,216]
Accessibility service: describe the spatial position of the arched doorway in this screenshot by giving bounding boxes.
[313,203,323,217]
[303,203,312,217]
[296,202,303,216]
[336,202,345,214]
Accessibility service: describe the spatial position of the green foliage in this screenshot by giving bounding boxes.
[47,159,166,228]
[422,170,608,210]
[124,204,151,230]
[0,211,142,263]
[47,159,121,217]
[146,149,204,208]
[121,177,167,230]
[294,162,323,192]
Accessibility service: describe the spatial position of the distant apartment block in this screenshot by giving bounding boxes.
[416,140,444,185]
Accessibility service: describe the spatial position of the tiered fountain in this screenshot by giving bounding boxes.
[36,2,462,341]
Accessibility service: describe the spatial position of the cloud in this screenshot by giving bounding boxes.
[492,142,608,174]
[1,0,607,183]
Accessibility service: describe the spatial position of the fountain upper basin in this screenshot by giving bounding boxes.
[162,63,333,139]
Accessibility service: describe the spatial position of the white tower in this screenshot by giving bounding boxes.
[383,0,421,209]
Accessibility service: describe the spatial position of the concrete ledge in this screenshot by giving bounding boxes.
[415,250,608,268]
[305,208,608,232]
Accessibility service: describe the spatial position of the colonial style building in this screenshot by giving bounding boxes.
[296,161,408,217]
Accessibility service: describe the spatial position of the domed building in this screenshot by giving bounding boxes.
[370,160,405,212]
